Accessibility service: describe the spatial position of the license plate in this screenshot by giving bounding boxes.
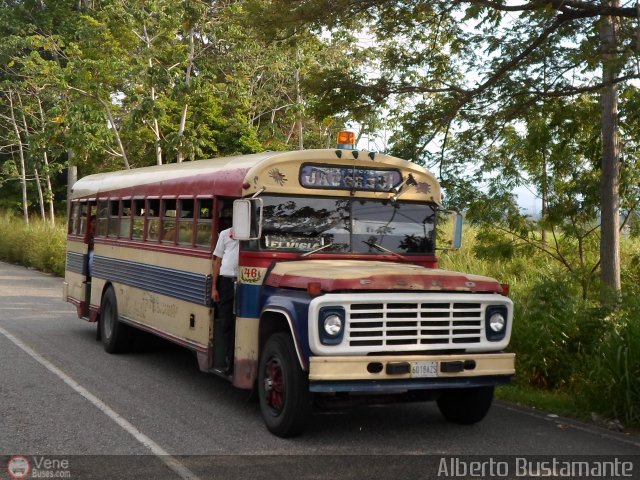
[411,361,438,378]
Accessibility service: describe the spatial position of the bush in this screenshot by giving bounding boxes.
[0,212,67,276]
[510,277,610,388]
[441,226,640,426]
[577,292,640,425]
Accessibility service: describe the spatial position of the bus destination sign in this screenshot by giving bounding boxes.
[300,164,402,192]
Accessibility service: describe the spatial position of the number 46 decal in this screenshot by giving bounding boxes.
[241,267,263,284]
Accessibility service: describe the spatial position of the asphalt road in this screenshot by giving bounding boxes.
[0,261,638,479]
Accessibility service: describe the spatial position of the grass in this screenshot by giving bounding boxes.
[0,212,67,276]
[439,225,640,428]
[496,384,584,421]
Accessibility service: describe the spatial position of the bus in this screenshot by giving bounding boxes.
[63,133,515,437]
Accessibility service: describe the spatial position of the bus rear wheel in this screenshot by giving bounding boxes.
[437,386,494,425]
[100,287,132,353]
[258,333,311,437]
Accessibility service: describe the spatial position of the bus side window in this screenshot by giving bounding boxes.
[96,200,108,237]
[69,202,80,235]
[146,199,160,241]
[178,198,195,246]
[120,199,132,239]
[132,199,144,240]
[195,198,213,248]
[108,200,120,238]
[218,200,233,231]
[78,202,90,237]
[161,198,177,243]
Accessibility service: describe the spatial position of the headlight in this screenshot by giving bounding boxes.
[489,312,505,332]
[318,307,345,345]
[485,306,508,341]
[324,314,343,336]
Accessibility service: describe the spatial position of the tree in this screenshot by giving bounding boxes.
[0,0,356,217]
[247,0,640,300]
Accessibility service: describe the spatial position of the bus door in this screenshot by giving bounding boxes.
[212,197,236,374]
[66,200,96,319]
[83,204,96,317]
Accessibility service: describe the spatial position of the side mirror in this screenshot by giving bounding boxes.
[436,210,464,251]
[232,198,263,240]
[452,212,463,250]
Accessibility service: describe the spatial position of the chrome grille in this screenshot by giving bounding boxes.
[347,302,483,347]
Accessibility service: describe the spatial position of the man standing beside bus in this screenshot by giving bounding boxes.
[211,227,239,375]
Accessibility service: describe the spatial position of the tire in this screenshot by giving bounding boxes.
[99,287,132,353]
[258,333,312,437]
[437,386,494,425]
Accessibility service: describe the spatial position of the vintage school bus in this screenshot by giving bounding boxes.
[63,133,515,437]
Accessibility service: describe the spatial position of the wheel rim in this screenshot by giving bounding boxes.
[263,355,285,415]
[103,300,114,340]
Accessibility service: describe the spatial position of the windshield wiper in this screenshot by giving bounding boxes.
[362,240,408,261]
[301,242,335,257]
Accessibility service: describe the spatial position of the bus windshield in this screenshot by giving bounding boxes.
[257,195,436,255]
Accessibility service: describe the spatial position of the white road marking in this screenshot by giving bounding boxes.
[0,325,202,480]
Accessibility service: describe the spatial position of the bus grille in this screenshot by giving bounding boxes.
[347,302,483,347]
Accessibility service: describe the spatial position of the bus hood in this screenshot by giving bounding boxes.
[264,260,505,294]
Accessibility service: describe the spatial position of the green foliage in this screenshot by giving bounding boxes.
[511,276,604,388]
[496,384,582,420]
[577,292,640,425]
[440,225,640,426]
[0,212,66,276]
[0,0,358,213]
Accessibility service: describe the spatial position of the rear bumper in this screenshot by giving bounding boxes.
[308,352,515,393]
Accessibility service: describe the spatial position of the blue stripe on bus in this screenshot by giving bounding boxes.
[92,256,212,306]
[66,251,87,275]
[236,283,262,318]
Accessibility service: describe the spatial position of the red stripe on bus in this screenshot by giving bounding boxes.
[265,273,501,293]
[73,168,250,200]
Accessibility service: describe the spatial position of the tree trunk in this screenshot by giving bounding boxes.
[541,151,548,245]
[143,24,163,165]
[177,26,195,163]
[41,151,55,225]
[7,90,29,224]
[100,96,130,169]
[36,96,56,224]
[295,46,304,150]
[34,168,46,221]
[599,2,622,301]
[67,153,78,223]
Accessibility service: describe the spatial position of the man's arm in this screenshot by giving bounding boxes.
[211,255,222,302]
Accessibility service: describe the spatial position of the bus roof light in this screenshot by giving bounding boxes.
[336,131,356,150]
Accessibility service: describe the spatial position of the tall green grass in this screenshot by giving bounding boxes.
[440,227,640,426]
[0,212,67,276]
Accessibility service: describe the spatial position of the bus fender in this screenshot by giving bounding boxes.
[259,306,308,372]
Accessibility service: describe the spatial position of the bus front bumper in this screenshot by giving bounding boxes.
[308,352,515,393]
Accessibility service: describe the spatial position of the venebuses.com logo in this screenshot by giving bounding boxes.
[7,456,30,479]
[6,455,71,479]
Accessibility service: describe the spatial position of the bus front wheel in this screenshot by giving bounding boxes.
[436,386,494,425]
[100,287,132,353]
[258,333,312,437]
